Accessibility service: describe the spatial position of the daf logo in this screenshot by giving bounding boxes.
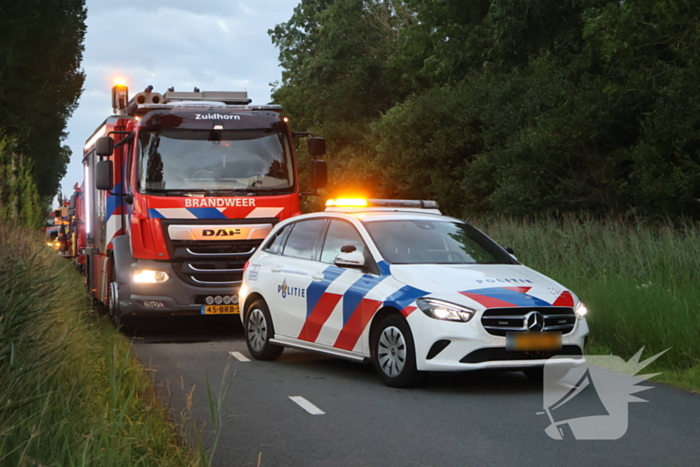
[525,311,546,332]
[202,228,242,237]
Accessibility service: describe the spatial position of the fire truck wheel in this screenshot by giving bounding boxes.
[245,299,283,361]
[109,266,137,334]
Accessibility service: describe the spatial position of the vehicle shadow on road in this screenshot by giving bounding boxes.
[120,315,243,344]
[275,352,542,395]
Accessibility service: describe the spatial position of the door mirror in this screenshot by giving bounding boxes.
[308,137,326,157]
[95,160,114,191]
[334,250,365,268]
[95,136,114,157]
[68,209,76,216]
[310,159,328,190]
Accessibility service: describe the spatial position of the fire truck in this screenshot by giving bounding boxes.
[68,184,86,270]
[79,82,326,326]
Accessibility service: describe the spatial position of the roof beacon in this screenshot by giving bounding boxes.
[325,199,441,214]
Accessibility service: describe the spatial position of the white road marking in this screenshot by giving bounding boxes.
[289,396,325,415]
[229,351,250,362]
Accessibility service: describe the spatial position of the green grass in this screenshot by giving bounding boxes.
[0,223,200,466]
[475,215,700,392]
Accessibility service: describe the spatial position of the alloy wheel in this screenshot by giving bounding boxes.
[377,326,406,377]
[247,308,267,352]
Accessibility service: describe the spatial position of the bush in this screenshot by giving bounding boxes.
[0,223,197,466]
[0,136,44,228]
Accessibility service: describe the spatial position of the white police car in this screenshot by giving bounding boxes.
[239,199,588,387]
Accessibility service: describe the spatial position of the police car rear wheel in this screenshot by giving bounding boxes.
[245,300,283,361]
[373,315,422,388]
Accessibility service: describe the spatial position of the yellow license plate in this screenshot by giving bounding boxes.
[506,332,562,351]
[201,304,240,315]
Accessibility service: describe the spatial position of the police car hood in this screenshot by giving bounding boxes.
[389,264,574,308]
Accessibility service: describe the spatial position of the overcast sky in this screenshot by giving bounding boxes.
[61,0,299,199]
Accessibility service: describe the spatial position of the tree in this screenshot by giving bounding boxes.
[0,0,86,200]
[271,0,700,219]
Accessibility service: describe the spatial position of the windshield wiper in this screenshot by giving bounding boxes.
[144,188,292,197]
[145,189,199,196]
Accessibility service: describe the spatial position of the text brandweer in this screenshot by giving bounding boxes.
[185,198,256,208]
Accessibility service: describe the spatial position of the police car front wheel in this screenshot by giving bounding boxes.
[372,314,423,388]
[245,300,283,361]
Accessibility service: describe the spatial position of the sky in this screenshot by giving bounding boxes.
[60,0,299,200]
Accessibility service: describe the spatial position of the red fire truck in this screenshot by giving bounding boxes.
[80,82,326,326]
[68,184,86,271]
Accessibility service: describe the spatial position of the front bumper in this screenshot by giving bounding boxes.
[408,312,589,372]
[119,259,240,316]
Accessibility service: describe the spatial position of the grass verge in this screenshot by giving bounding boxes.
[0,223,199,465]
[476,215,700,392]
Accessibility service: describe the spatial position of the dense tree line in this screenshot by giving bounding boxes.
[271,0,700,219]
[0,0,86,221]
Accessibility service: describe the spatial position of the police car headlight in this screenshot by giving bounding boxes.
[416,298,476,323]
[575,302,588,320]
[133,270,169,284]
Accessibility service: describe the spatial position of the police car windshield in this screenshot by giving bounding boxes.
[138,129,294,193]
[364,220,516,265]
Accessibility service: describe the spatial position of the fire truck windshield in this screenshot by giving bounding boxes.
[138,129,294,194]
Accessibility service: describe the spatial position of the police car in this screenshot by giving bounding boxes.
[239,199,588,387]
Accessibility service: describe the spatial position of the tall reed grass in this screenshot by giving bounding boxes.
[475,215,700,378]
[0,223,199,466]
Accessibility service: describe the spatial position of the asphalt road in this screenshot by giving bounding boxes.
[131,316,700,467]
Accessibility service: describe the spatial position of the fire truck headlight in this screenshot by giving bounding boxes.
[575,302,588,320]
[133,270,169,284]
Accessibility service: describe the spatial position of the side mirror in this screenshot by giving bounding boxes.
[95,160,114,190]
[54,209,61,218]
[95,136,114,157]
[308,137,326,157]
[68,209,76,216]
[310,159,328,190]
[69,196,76,209]
[504,247,515,255]
[334,250,365,268]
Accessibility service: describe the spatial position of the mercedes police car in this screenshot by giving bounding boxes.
[239,199,588,387]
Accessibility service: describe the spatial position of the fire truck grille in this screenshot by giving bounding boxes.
[480,307,576,336]
[169,239,262,287]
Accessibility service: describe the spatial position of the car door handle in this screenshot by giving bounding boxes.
[271,267,281,273]
[312,274,324,281]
